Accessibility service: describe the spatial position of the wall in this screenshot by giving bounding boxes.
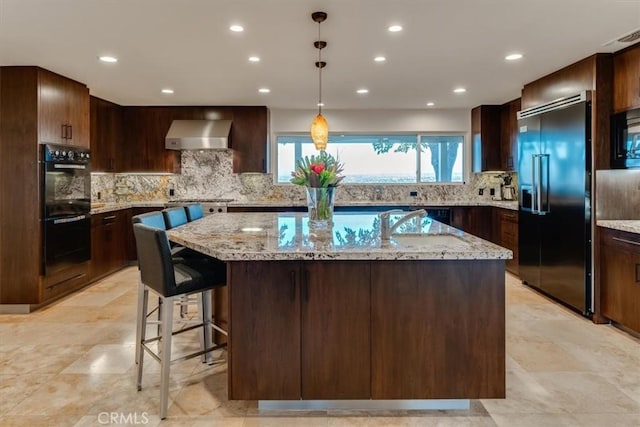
[91,109,515,205]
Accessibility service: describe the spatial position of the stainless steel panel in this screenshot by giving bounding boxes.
[595,169,640,220]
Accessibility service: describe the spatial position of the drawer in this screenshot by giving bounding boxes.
[600,227,640,253]
[498,209,518,223]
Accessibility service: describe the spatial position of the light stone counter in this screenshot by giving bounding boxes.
[598,220,640,235]
[90,201,166,214]
[228,200,519,210]
[166,211,512,261]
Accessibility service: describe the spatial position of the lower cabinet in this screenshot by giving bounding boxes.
[494,208,519,275]
[451,207,493,241]
[89,210,129,281]
[229,260,371,400]
[600,227,640,334]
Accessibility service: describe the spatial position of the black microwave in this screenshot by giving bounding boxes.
[612,108,640,168]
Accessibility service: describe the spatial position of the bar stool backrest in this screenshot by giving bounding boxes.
[162,207,188,229]
[184,204,204,222]
[133,224,176,297]
[132,211,167,230]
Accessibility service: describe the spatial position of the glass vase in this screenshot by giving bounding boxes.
[306,187,335,229]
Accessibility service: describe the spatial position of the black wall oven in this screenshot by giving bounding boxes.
[41,144,91,275]
[612,108,640,168]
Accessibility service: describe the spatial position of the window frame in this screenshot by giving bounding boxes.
[272,131,466,185]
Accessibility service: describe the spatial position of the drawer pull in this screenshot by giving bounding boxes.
[103,215,117,220]
[612,236,640,247]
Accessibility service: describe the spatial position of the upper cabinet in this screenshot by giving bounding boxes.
[230,106,269,173]
[38,68,89,147]
[613,44,640,113]
[90,96,123,172]
[471,105,501,172]
[499,98,521,171]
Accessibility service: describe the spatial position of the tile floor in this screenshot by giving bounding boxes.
[1,267,639,426]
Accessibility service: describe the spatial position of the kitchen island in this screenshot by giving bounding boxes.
[167,211,511,409]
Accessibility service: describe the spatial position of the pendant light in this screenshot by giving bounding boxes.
[310,11,328,151]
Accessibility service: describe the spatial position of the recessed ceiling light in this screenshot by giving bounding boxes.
[426,102,435,107]
[453,87,467,93]
[388,25,403,32]
[230,25,244,32]
[98,56,118,63]
[356,88,369,94]
[374,56,386,62]
[258,88,270,93]
[161,88,174,94]
[317,102,325,107]
[248,56,260,62]
[505,53,523,61]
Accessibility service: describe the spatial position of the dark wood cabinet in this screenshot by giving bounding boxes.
[90,96,123,172]
[451,206,493,241]
[471,105,502,172]
[613,44,640,113]
[371,260,505,398]
[494,208,519,275]
[120,105,268,173]
[38,68,89,147]
[599,227,640,334]
[500,98,521,171]
[229,106,269,173]
[229,260,371,400]
[89,210,129,281]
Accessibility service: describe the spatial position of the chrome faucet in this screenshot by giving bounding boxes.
[379,209,427,240]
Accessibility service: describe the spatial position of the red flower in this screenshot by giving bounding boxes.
[310,163,324,174]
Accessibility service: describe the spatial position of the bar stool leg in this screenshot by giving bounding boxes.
[197,290,213,364]
[159,295,174,420]
[136,283,149,391]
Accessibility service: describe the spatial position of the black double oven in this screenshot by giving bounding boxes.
[41,144,91,275]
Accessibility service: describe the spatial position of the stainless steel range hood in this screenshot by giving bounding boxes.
[165,120,231,150]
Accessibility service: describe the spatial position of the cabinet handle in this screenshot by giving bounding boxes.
[61,124,66,139]
[68,125,72,140]
[289,270,296,301]
[109,158,115,170]
[302,269,310,302]
[612,236,640,247]
[102,215,117,221]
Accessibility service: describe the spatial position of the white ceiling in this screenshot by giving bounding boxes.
[1,0,639,109]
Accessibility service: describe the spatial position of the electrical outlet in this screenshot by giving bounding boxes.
[489,188,495,196]
[169,189,175,197]
[478,188,484,196]
[409,191,418,197]
[97,191,101,200]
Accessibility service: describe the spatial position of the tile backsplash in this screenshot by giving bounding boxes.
[91,151,517,204]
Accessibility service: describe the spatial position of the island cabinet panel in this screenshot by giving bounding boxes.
[229,261,301,400]
[599,227,640,333]
[228,260,371,400]
[301,261,371,399]
[371,260,506,399]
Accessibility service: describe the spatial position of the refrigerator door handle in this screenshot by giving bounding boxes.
[531,154,538,214]
[539,154,550,214]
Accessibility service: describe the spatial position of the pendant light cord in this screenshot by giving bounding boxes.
[317,20,322,115]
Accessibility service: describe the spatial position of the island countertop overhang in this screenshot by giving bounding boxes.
[166,212,512,261]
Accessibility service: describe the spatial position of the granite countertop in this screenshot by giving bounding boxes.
[597,220,640,235]
[166,212,513,261]
[228,199,519,210]
[91,201,166,214]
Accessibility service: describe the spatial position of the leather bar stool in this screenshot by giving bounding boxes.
[133,223,227,419]
[184,203,204,222]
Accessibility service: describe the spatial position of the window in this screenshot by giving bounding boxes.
[276,133,464,184]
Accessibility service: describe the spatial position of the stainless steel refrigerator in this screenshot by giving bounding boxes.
[517,92,592,316]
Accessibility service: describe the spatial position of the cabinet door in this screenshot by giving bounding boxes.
[91,96,123,171]
[231,106,268,173]
[38,69,68,144]
[67,79,90,148]
[229,261,301,400]
[496,208,519,274]
[301,261,371,399]
[471,105,502,172]
[500,99,520,171]
[600,229,640,333]
[371,260,505,399]
[613,46,640,112]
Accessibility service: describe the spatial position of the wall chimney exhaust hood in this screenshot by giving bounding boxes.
[165,120,231,150]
